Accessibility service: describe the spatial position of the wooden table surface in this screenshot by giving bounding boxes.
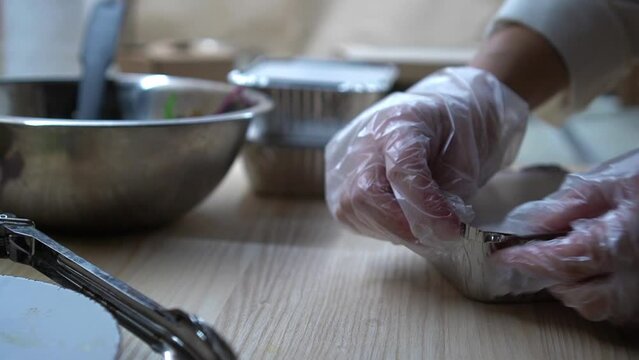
[1,161,637,359]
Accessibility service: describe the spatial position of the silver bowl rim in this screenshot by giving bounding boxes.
[0,73,273,127]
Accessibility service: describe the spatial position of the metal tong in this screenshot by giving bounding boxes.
[0,213,235,360]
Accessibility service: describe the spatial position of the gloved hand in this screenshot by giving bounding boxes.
[325,67,529,249]
[495,149,639,323]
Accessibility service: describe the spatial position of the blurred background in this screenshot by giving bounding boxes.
[1,0,638,169]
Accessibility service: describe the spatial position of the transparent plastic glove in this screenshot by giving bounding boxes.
[325,67,529,250]
[495,149,639,323]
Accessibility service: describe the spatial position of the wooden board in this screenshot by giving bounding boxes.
[0,160,637,359]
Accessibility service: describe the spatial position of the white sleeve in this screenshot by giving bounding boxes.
[491,0,639,111]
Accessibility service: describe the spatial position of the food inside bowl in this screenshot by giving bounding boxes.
[162,87,254,119]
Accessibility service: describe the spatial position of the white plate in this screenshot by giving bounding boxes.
[0,275,120,360]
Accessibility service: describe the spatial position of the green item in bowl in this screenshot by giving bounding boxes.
[163,93,178,119]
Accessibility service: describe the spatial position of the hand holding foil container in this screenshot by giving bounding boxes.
[425,166,568,302]
[228,58,398,196]
[228,59,564,302]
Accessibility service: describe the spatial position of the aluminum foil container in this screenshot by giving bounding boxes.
[229,58,398,196]
[429,166,568,302]
[243,139,324,196]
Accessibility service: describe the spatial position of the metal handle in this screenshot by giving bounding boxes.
[0,213,235,360]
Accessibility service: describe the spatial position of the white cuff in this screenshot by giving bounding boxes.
[491,0,633,110]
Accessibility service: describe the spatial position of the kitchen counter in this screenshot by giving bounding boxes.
[0,161,637,359]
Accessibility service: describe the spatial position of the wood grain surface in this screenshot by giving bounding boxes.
[0,161,637,359]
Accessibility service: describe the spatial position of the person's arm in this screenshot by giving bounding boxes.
[470,24,568,109]
[483,0,638,114]
[482,0,639,323]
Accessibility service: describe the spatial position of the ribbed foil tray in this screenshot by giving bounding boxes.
[230,58,398,196]
[242,137,325,197]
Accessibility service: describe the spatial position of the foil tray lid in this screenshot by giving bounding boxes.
[228,57,398,92]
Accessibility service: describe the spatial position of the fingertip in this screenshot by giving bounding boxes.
[491,239,578,282]
[492,242,539,267]
[437,212,462,239]
[504,183,611,234]
[494,223,613,285]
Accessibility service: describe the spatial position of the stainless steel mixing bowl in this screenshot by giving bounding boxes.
[0,74,272,233]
